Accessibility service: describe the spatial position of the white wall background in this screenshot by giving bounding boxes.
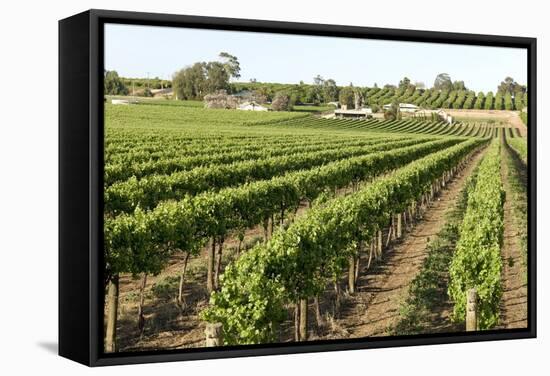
[0,0,546,374]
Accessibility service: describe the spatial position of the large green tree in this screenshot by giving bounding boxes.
[398,76,412,89]
[310,75,325,105]
[172,63,206,100]
[323,79,338,103]
[433,73,452,91]
[497,76,526,95]
[104,70,129,95]
[219,52,241,79]
[204,62,230,94]
[173,53,240,100]
[339,86,355,109]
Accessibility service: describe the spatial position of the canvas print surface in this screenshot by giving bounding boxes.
[102,23,529,353]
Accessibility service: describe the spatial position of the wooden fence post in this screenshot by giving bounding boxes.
[466,288,478,331]
[205,323,223,347]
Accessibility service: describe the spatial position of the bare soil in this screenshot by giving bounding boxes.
[316,150,486,338]
[498,142,528,329]
[445,109,527,137]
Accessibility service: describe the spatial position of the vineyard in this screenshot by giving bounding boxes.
[230,82,529,111]
[103,102,528,352]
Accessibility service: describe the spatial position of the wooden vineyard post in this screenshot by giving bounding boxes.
[137,273,147,335]
[299,298,308,341]
[207,238,216,293]
[367,241,374,268]
[105,275,119,353]
[294,302,300,341]
[333,282,341,318]
[214,237,224,291]
[348,256,356,293]
[205,323,224,347]
[396,213,402,238]
[386,218,393,248]
[377,230,382,256]
[314,295,324,328]
[466,288,478,331]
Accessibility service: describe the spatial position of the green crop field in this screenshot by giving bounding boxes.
[102,100,528,352]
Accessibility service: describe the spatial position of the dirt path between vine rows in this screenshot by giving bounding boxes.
[498,143,528,329]
[329,150,487,338]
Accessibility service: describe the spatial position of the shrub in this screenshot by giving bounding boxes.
[271,92,293,111]
[204,90,239,109]
[484,92,494,110]
[474,92,485,109]
[504,92,514,110]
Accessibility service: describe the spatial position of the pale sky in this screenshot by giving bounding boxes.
[104,23,527,93]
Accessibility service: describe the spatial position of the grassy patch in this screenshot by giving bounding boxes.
[151,275,180,300]
[503,142,528,279]
[520,111,528,127]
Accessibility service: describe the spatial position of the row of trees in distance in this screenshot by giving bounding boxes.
[104,70,172,97]
[104,53,528,111]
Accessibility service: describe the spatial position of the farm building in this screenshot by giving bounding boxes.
[437,109,453,124]
[334,107,373,119]
[414,109,454,125]
[383,103,420,113]
[237,101,268,111]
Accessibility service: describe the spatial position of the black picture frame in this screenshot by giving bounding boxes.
[59,8,537,367]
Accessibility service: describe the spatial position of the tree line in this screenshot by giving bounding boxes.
[104,55,528,111]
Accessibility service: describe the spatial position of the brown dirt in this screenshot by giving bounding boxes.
[314,150,487,339]
[445,109,527,137]
[498,141,528,329]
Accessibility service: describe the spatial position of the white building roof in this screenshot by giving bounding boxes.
[334,108,372,115]
[383,103,419,109]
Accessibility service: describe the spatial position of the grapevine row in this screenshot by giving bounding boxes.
[202,137,486,344]
[506,136,527,165]
[106,132,350,161]
[272,117,498,139]
[105,137,435,214]
[448,140,505,329]
[105,136,406,186]
[104,138,466,313]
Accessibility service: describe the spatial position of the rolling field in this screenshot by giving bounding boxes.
[103,102,528,352]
